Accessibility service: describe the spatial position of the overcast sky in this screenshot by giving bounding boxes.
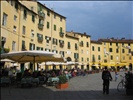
[39,1,133,40]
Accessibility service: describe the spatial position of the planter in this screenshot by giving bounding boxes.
[56,82,68,89]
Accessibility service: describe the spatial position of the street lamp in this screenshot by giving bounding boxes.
[1,37,6,54]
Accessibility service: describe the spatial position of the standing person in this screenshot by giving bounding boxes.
[102,66,112,94]
[115,71,118,81]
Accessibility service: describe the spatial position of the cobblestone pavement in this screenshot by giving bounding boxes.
[1,71,133,100]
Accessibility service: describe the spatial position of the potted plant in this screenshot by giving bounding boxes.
[56,75,68,89]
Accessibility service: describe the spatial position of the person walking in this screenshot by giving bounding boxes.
[102,66,112,94]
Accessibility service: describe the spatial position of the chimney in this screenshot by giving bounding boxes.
[84,32,86,35]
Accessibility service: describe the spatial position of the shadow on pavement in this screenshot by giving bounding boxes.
[1,85,133,100]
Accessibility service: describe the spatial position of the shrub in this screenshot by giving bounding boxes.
[58,75,67,84]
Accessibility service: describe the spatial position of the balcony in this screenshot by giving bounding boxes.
[38,11,45,18]
[38,37,43,42]
[59,32,64,37]
[60,43,64,48]
[38,23,44,29]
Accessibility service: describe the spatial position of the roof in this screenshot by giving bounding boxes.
[17,1,37,15]
[98,38,133,43]
[66,31,91,37]
[91,40,102,44]
[37,1,66,19]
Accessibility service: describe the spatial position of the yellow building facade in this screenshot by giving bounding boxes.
[1,0,133,72]
[90,40,103,70]
[98,38,133,70]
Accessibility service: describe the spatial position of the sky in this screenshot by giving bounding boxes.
[39,1,133,40]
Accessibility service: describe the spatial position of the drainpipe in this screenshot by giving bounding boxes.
[18,2,21,51]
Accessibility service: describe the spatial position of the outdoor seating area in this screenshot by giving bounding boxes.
[0,66,103,88]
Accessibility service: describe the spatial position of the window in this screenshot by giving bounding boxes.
[116,43,118,46]
[92,55,95,62]
[98,47,100,51]
[14,15,17,21]
[68,42,70,48]
[23,9,27,19]
[31,6,34,11]
[31,30,34,37]
[54,14,56,19]
[74,53,78,59]
[116,49,119,53]
[45,36,51,43]
[54,25,56,31]
[47,22,49,28]
[75,43,78,50]
[37,47,43,51]
[128,43,130,46]
[110,55,113,60]
[98,55,101,60]
[110,42,112,46]
[122,43,124,46]
[60,27,62,32]
[92,46,94,51]
[29,43,35,50]
[22,40,26,50]
[32,15,35,22]
[37,33,43,42]
[13,26,16,32]
[109,48,112,52]
[60,51,65,57]
[2,13,7,26]
[60,17,62,21]
[12,41,16,51]
[104,42,106,45]
[80,41,84,46]
[47,10,50,16]
[45,48,50,52]
[22,26,26,34]
[122,49,125,53]
[87,58,89,61]
[86,42,89,47]
[81,57,84,61]
[15,3,18,10]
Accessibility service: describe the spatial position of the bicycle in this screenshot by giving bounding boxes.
[117,75,126,92]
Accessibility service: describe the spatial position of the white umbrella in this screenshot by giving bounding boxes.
[1,51,64,70]
[0,59,15,62]
[1,51,64,63]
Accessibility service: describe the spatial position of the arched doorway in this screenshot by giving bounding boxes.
[66,57,72,70]
[66,57,72,62]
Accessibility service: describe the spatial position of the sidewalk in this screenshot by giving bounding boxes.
[1,72,133,100]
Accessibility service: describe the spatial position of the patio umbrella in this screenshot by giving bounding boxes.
[1,51,64,70]
[0,59,15,62]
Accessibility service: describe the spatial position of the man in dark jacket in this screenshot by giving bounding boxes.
[102,66,112,94]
